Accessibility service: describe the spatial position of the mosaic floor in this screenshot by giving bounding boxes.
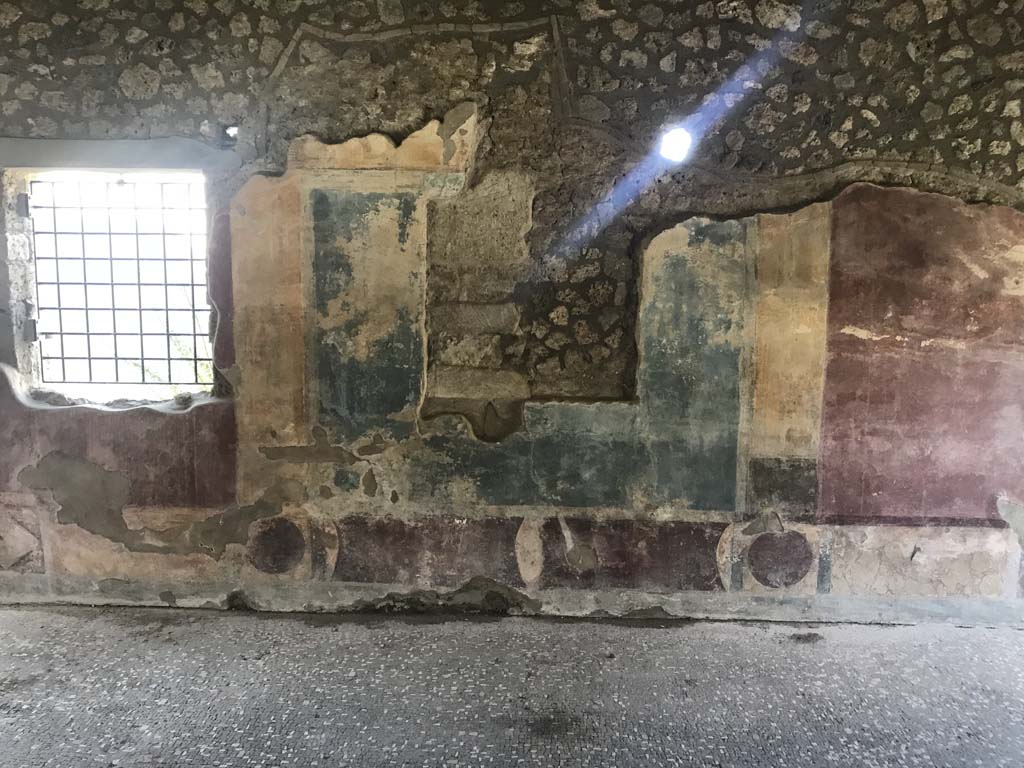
[2,607,1022,767]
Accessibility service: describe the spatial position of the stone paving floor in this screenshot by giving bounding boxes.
[1,607,1023,767]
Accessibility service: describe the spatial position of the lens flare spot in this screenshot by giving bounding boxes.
[659,127,693,162]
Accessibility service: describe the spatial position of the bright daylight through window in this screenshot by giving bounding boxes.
[28,171,213,402]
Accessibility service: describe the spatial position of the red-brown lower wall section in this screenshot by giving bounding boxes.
[819,186,1024,526]
[0,373,236,508]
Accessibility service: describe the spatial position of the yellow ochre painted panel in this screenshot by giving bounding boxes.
[750,203,831,459]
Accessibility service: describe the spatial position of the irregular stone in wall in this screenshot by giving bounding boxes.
[118,64,161,100]
[376,0,405,26]
[922,0,947,23]
[429,303,520,335]
[427,366,531,401]
[0,3,20,28]
[966,14,1003,47]
[433,334,505,368]
[754,0,801,31]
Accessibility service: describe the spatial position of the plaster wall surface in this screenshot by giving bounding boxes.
[2,1,1024,622]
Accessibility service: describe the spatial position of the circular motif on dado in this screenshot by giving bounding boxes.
[747,530,813,588]
[249,517,306,574]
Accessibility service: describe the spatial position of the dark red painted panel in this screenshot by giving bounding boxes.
[819,186,1024,525]
[0,372,236,507]
[334,516,522,588]
[332,516,726,593]
[538,519,726,592]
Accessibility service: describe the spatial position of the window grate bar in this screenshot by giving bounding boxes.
[29,175,208,387]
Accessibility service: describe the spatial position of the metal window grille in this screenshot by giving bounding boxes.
[28,173,213,388]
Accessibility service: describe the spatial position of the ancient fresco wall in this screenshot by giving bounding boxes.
[2,1,1024,620]
[3,109,1023,619]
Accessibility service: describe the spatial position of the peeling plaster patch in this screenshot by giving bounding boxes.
[356,434,392,457]
[839,325,889,341]
[19,452,135,546]
[121,506,221,532]
[186,484,301,559]
[438,102,478,167]
[919,337,967,350]
[287,103,478,172]
[558,517,597,572]
[40,517,221,585]
[997,493,1024,546]
[352,576,541,616]
[419,398,525,442]
[18,452,298,562]
[259,426,361,465]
